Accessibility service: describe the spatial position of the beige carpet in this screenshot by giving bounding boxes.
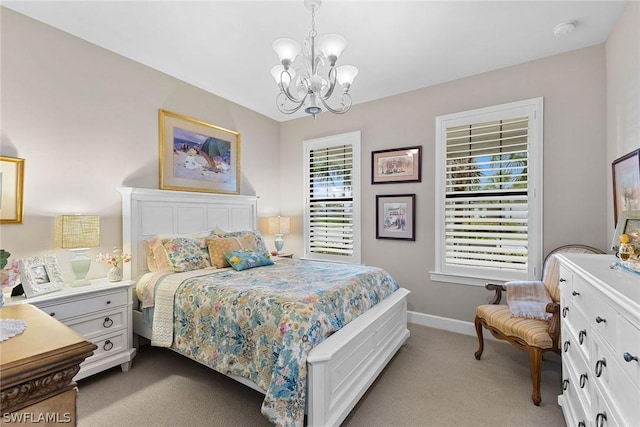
[77,324,565,426]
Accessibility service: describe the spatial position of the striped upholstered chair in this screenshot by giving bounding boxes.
[474,244,605,405]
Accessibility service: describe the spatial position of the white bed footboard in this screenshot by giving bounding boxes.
[307,287,410,427]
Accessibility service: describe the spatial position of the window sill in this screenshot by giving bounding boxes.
[429,271,502,287]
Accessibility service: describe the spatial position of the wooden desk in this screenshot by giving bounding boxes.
[0,304,97,425]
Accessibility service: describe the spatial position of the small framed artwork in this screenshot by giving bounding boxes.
[611,210,640,252]
[159,109,241,195]
[372,146,422,184]
[376,194,416,240]
[18,255,66,298]
[0,156,25,224]
[612,149,640,226]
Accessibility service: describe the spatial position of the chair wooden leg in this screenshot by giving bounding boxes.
[474,315,484,360]
[529,347,543,406]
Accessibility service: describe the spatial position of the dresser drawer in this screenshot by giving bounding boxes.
[565,299,591,360]
[65,307,127,339]
[83,329,127,364]
[35,290,128,321]
[592,333,640,425]
[577,285,617,348]
[617,314,640,382]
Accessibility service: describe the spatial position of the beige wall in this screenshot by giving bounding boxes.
[606,2,640,237]
[0,8,281,280]
[280,44,609,321]
[4,4,634,324]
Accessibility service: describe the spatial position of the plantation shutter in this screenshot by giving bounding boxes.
[445,117,530,273]
[304,132,361,263]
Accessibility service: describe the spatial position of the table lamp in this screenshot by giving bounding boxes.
[55,215,100,286]
[268,216,290,255]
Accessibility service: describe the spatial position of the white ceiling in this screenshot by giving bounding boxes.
[3,1,628,121]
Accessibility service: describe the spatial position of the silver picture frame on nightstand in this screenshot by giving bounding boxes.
[18,255,66,298]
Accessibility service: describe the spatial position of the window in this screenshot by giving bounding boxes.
[432,98,543,286]
[304,131,361,264]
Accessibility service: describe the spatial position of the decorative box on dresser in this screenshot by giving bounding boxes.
[5,278,136,381]
[556,254,640,427]
[1,304,97,425]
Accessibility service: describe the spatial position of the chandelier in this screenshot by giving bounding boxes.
[271,0,358,119]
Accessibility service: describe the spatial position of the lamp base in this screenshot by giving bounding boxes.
[69,248,92,287]
[274,234,285,255]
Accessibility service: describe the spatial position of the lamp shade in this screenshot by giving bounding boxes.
[55,215,100,249]
[273,38,301,64]
[268,216,290,235]
[319,34,347,62]
[336,65,358,88]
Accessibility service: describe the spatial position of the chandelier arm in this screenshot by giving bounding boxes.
[276,92,307,115]
[318,92,352,115]
[320,67,339,100]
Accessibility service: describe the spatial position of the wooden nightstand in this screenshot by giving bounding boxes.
[1,304,97,423]
[4,278,136,380]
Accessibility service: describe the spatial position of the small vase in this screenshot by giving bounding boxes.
[107,265,123,282]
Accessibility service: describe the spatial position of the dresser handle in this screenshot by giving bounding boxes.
[562,378,570,391]
[106,300,111,305]
[563,341,571,352]
[578,421,585,427]
[49,312,56,317]
[103,317,114,328]
[596,412,607,427]
[560,278,566,283]
[572,290,580,296]
[103,340,114,351]
[595,358,606,377]
[579,373,588,389]
[595,316,606,323]
[623,352,639,363]
[578,329,587,345]
[562,306,569,318]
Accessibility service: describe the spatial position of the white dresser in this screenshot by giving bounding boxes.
[5,278,136,381]
[557,254,640,427]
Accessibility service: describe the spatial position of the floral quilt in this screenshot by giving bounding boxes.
[165,259,399,426]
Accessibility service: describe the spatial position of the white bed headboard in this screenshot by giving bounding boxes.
[118,187,258,280]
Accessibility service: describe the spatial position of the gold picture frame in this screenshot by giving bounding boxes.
[18,255,66,298]
[0,156,25,224]
[159,109,241,194]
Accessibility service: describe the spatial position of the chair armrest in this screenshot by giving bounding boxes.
[546,302,561,347]
[485,283,507,304]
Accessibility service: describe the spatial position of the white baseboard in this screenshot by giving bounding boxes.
[407,310,497,340]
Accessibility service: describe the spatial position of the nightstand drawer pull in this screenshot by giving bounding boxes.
[623,352,638,363]
[579,373,588,389]
[103,317,114,328]
[595,316,606,323]
[579,329,587,345]
[595,358,606,377]
[103,340,114,351]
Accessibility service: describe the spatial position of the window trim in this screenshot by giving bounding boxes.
[303,131,361,264]
[431,97,544,286]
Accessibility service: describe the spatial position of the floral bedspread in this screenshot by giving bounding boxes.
[166,259,399,426]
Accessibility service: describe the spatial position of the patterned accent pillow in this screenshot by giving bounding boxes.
[214,229,269,255]
[162,237,211,272]
[205,235,256,268]
[224,249,274,271]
